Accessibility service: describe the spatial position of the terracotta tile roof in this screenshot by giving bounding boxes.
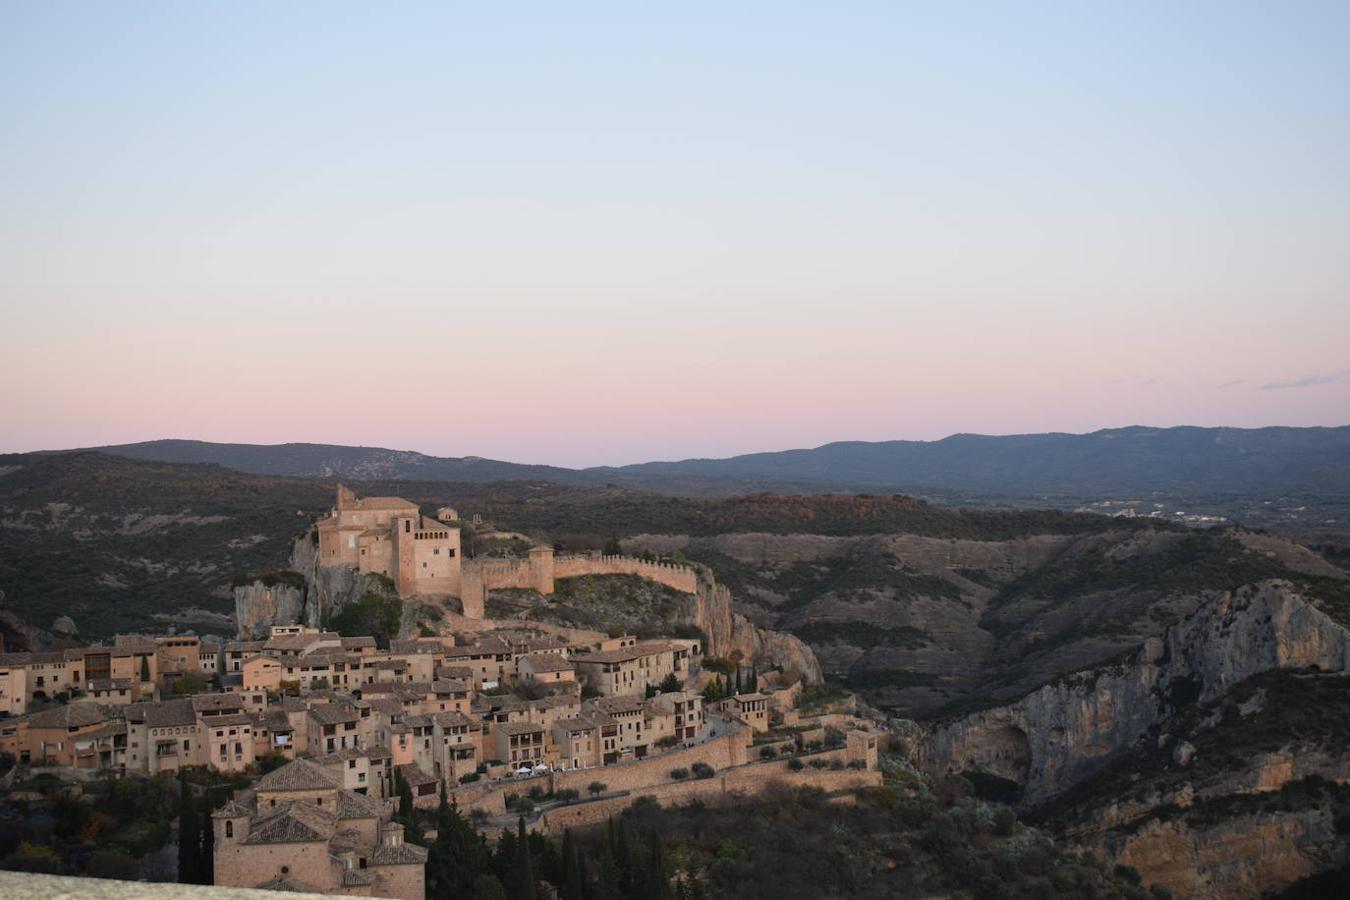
[254,758,339,793]
[241,801,335,845]
[519,653,574,673]
[308,703,359,725]
[396,763,437,786]
[336,790,384,820]
[140,698,196,729]
[371,841,429,866]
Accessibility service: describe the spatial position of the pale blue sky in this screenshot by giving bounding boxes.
[2,3,1347,465]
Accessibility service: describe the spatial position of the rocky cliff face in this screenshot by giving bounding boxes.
[232,580,306,639]
[730,612,823,683]
[920,581,1350,806]
[234,533,392,637]
[1106,809,1348,900]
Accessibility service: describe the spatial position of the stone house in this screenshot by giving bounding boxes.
[213,758,425,899]
[316,485,461,598]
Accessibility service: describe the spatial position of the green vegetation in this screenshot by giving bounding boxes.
[0,451,333,639]
[328,590,404,649]
[0,772,181,879]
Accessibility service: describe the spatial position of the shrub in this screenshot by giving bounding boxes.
[691,762,715,779]
[787,758,805,771]
[670,768,690,781]
[458,772,481,784]
[847,759,866,770]
[588,781,607,796]
[759,746,778,760]
[554,788,579,802]
[829,759,844,770]
[993,807,1017,837]
[809,759,828,769]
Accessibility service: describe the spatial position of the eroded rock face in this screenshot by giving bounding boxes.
[730,613,824,683]
[919,581,1350,806]
[232,581,305,639]
[1105,813,1346,900]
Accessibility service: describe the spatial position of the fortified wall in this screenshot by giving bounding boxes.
[460,549,733,656]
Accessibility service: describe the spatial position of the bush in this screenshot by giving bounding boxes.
[670,768,690,781]
[787,758,805,771]
[809,759,828,769]
[759,746,778,760]
[993,807,1017,837]
[691,762,715,779]
[554,788,579,802]
[458,772,481,784]
[588,781,607,796]
[847,759,866,770]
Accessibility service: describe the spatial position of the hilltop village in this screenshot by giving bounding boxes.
[0,488,883,899]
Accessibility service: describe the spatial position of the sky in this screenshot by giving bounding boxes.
[2,2,1348,467]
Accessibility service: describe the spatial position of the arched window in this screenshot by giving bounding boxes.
[225,821,233,838]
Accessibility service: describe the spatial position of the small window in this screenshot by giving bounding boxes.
[225,821,233,838]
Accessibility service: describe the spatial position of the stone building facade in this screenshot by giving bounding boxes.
[316,485,461,598]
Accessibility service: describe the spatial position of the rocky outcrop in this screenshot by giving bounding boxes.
[920,581,1350,806]
[232,580,305,639]
[1104,807,1350,900]
[234,533,393,637]
[731,613,823,683]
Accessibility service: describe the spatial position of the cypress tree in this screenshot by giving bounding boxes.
[199,791,214,884]
[562,828,583,900]
[177,779,200,883]
[515,816,536,900]
[395,769,414,821]
[140,655,151,683]
[645,830,671,900]
[734,666,741,695]
[749,664,758,692]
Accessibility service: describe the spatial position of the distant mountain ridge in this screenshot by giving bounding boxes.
[93,425,1350,497]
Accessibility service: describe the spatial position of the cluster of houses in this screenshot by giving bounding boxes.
[0,622,807,899]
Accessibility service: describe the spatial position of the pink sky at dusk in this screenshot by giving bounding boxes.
[2,4,1348,467]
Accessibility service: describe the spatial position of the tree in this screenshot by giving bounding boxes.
[658,672,682,694]
[200,791,215,884]
[562,829,584,900]
[748,664,758,692]
[515,816,537,900]
[139,655,151,683]
[588,781,607,797]
[734,666,742,695]
[603,535,623,556]
[329,591,404,649]
[475,874,509,900]
[173,671,209,696]
[701,677,723,704]
[177,780,201,884]
[394,769,414,821]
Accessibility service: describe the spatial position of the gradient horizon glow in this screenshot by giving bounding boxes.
[3,2,1348,467]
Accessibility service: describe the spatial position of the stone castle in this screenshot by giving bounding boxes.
[316,485,461,598]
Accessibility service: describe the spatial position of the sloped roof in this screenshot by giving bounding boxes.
[336,790,384,820]
[25,702,109,730]
[141,698,196,728]
[308,703,359,725]
[372,841,429,866]
[241,801,335,845]
[254,758,339,793]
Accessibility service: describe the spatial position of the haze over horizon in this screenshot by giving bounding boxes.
[4,3,1348,467]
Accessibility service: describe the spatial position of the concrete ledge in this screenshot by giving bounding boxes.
[0,871,330,899]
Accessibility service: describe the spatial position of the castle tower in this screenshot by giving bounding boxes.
[392,514,417,596]
[528,546,555,595]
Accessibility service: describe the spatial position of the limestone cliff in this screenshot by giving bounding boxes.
[730,612,823,683]
[920,581,1350,806]
[232,579,306,639]
[234,533,392,637]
